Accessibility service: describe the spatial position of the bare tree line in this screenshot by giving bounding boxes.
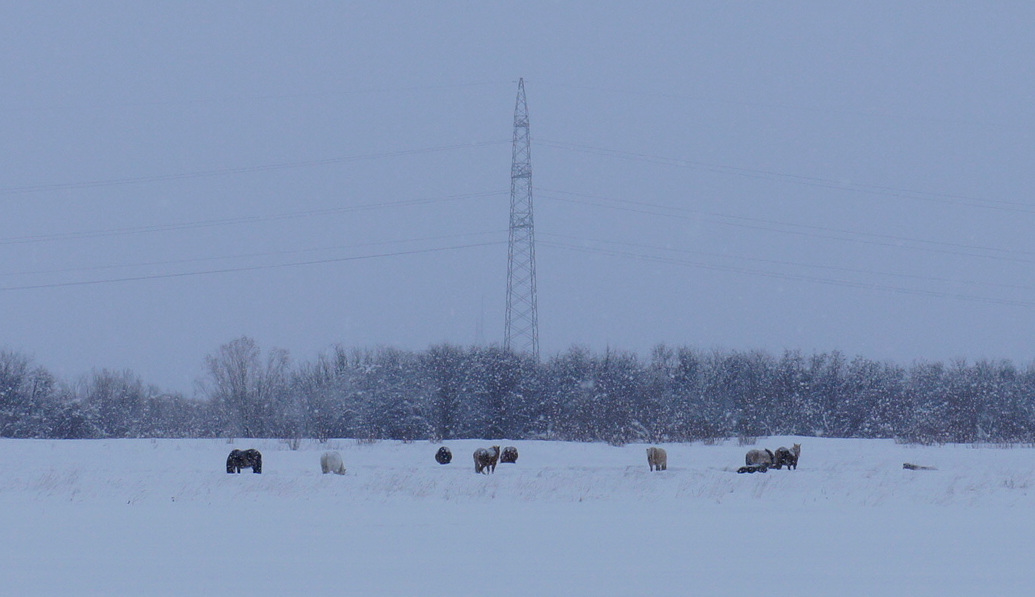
[2,337,1035,444]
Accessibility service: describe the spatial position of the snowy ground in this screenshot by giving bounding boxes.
[2,437,1034,596]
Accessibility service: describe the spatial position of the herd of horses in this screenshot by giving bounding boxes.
[223,444,522,475]
[738,443,801,473]
[224,442,801,475]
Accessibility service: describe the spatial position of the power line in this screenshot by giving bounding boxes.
[0,190,506,246]
[539,239,1035,309]
[537,139,1035,215]
[537,187,1035,265]
[0,241,505,292]
[3,80,511,115]
[545,82,1019,132]
[0,230,508,279]
[0,140,508,197]
[538,231,1035,295]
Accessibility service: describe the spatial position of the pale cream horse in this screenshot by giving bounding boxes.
[647,446,667,471]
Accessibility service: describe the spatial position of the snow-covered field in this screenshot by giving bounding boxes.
[2,437,1033,596]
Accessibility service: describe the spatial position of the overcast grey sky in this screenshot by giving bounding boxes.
[3,3,1035,393]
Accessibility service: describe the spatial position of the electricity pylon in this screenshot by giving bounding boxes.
[504,78,539,359]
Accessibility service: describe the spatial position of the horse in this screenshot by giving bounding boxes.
[773,443,801,470]
[320,451,346,475]
[435,446,453,465]
[646,446,667,471]
[473,446,500,474]
[500,446,519,464]
[745,448,774,469]
[226,448,262,474]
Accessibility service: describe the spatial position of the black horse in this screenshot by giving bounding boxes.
[226,448,262,474]
[435,446,452,465]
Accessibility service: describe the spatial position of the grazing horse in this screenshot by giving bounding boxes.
[745,448,774,469]
[773,443,801,470]
[473,446,500,474]
[435,446,453,465]
[226,448,262,474]
[500,446,519,464]
[320,451,346,475]
[646,446,667,471]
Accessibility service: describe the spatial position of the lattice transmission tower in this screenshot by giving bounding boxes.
[504,78,539,359]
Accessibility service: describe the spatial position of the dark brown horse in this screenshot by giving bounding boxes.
[773,443,801,470]
[226,448,262,474]
[500,446,519,464]
[473,446,500,474]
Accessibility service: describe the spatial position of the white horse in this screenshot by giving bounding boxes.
[320,451,346,475]
[647,446,667,471]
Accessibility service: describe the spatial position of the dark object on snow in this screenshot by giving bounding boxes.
[737,463,769,474]
[473,446,500,474]
[903,462,937,471]
[647,446,667,471]
[435,446,452,465]
[773,443,801,470]
[500,446,519,464]
[226,448,262,474]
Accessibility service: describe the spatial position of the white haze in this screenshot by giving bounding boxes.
[2,4,1035,392]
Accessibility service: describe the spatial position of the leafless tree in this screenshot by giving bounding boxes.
[203,336,289,438]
